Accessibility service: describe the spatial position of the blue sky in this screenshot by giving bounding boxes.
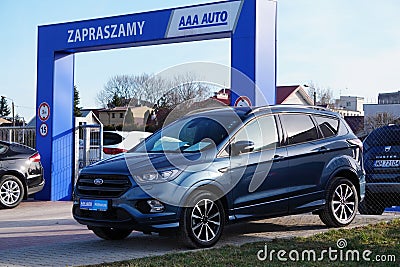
[0,0,399,121]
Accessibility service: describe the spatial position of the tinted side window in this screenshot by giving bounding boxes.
[103,132,124,146]
[178,117,228,146]
[280,114,318,145]
[234,115,278,152]
[314,116,339,138]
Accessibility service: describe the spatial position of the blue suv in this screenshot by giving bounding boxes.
[73,105,365,248]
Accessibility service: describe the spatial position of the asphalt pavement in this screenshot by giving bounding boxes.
[0,201,398,267]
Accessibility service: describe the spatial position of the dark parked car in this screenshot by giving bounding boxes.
[360,124,400,215]
[73,105,365,248]
[0,141,44,209]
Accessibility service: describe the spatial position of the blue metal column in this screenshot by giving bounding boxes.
[231,0,276,106]
[35,25,75,200]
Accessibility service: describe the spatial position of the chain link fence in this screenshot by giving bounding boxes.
[360,124,400,214]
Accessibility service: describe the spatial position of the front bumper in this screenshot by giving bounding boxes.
[72,186,181,232]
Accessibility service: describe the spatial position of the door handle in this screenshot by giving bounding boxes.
[273,154,285,160]
[218,167,229,173]
[318,146,330,152]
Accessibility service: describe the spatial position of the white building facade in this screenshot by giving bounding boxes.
[336,96,365,115]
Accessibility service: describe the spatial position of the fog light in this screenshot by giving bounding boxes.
[147,200,165,213]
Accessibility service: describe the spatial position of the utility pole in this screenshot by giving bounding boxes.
[303,84,317,106]
[0,96,5,117]
[313,91,317,106]
[11,101,15,127]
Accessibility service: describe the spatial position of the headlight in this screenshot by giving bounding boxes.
[133,169,182,184]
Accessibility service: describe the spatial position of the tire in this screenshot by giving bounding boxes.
[358,197,385,215]
[0,175,25,209]
[179,191,225,248]
[90,226,133,240]
[319,177,358,227]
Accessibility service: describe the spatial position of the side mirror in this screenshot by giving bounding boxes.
[231,140,255,156]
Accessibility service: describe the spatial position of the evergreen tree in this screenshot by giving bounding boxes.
[110,93,124,108]
[0,96,11,117]
[123,107,136,131]
[74,86,82,117]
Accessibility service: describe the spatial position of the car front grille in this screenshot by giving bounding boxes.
[76,175,131,197]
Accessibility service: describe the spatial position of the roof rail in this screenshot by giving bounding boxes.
[247,104,331,115]
[245,106,272,115]
[303,105,331,111]
[185,106,232,116]
[270,104,331,111]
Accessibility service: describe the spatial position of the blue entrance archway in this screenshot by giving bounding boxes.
[35,0,277,200]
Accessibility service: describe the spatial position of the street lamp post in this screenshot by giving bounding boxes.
[303,85,317,106]
[11,101,15,127]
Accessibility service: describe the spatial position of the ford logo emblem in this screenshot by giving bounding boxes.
[93,178,104,185]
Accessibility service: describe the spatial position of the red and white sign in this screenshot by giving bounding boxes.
[234,96,252,107]
[38,102,50,122]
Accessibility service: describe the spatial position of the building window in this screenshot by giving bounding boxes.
[120,113,124,118]
[112,113,115,118]
[346,102,351,107]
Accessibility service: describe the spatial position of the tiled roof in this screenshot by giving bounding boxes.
[276,85,300,104]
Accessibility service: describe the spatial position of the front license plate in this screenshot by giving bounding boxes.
[374,160,400,168]
[80,199,108,211]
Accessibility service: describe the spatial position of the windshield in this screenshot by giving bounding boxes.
[133,114,242,153]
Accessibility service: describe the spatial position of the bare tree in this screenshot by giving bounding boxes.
[364,112,400,132]
[133,74,171,105]
[163,73,212,107]
[96,75,136,107]
[97,72,214,108]
[306,81,334,105]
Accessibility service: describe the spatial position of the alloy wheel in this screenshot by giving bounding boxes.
[331,183,356,224]
[0,179,21,205]
[190,198,222,243]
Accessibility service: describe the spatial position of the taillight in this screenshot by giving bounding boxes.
[348,138,363,164]
[29,152,41,162]
[347,138,363,152]
[103,147,128,155]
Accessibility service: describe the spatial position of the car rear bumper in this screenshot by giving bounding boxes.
[27,179,45,195]
[366,183,400,194]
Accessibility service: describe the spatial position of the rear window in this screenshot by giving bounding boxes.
[103,132,124,146]
[365,126,400,146]
[280,114,319,145]
[314,115,339,138]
